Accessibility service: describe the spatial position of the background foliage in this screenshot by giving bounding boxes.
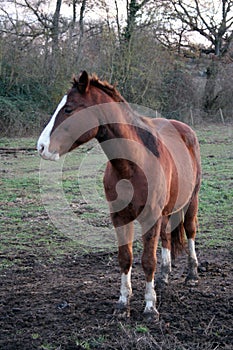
[0,0,233,136]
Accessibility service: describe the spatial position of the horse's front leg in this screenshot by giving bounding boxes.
[114,221,134,318]
[141,218,161,320]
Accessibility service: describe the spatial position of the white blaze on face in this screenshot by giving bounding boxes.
[37,95,67,160]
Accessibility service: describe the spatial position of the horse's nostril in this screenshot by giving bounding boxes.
[39,144,45,153]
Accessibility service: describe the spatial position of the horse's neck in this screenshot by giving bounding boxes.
[96,107,142,178]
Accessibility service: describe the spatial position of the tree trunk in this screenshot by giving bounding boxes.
[50,0,62,79]
[51,0,62,53]
[203,60,220,114]
[75,0,87,63]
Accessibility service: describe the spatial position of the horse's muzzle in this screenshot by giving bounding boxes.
[37,143,60,161]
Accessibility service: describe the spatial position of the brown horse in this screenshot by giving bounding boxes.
[37,71,201,319]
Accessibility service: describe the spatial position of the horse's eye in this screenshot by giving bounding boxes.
[64,107,73,114]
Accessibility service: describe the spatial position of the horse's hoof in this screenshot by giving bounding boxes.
[143,307,159,322]
[156,277,168,290]
[185,276,199,286]
[114,302,130,319]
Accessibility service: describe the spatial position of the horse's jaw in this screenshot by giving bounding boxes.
[41,153,60,161]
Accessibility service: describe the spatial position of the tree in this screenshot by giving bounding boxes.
[112,0,157,43]
[124,0,150,42]
[51,0,63,51]
[166,0,233,115]
[109,0,161,98]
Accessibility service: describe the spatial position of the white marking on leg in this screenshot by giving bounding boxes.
[119,267,132,305]
[161,247,171,271]
[160,247,171,284]
[144,280,157,313]
[186,238,199,282]
[188,238,197,262]
[37,95,67,160]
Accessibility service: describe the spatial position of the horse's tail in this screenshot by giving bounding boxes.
[170,211,186,260]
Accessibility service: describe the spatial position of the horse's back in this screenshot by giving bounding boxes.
[148,118,198,147]
[147,118,200,162]
[148,117,201,209]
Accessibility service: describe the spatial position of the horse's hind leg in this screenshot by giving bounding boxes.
[114,221,134,318]
[184,194,199,284]
[157,216,171,287]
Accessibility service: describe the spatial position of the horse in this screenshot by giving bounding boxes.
[37,71,201,319]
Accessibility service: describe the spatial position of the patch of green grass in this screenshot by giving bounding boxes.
[31,333,40,340]
[40,344,54,350]
[0,125,232,270]
[135,325,149,333]
[0,137,36,148]
[0,141,113,269]
[75,335,107,349]
[196,125,233,251]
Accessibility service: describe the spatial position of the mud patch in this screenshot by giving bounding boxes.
[0,249,232,350]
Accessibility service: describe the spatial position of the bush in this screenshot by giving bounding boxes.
[0,95,46,136]
[159,64,199,120]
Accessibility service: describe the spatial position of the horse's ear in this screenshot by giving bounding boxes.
[78,70,90,94]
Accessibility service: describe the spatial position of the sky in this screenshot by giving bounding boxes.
[0,0,228,47]
[0,1,224,25]
[13,0,126,22]
[0,0,127,29]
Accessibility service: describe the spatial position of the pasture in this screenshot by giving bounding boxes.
[0,124,232,349]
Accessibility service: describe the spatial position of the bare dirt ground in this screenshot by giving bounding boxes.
[0,246,232,350]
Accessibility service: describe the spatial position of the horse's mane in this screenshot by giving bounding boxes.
[73,73,125,103]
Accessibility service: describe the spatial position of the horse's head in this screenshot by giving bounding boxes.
[37,71,112,160]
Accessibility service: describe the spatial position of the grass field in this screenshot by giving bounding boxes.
[0,124,232,350]
[1,124,232,265]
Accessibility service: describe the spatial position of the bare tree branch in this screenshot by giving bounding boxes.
[169,0,233,56]
[23,0,51,29]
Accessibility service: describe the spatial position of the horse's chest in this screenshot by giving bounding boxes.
[104,174,148,216]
